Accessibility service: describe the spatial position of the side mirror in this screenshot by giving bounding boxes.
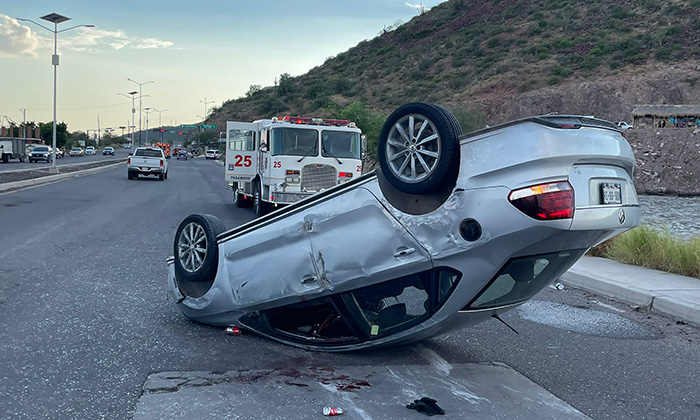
[361,134,368,154]
[260,143,268,153]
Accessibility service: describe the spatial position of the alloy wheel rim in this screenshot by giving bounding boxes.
[385,113,441,183]
[177,222,207,273]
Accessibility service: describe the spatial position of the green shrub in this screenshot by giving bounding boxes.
[486,37,501,48]
[591,225,700,279]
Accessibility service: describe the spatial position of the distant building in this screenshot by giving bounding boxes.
[632,105,700,128]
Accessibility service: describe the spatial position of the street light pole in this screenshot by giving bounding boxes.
[17,13,94,174]
[144,107,154,145]
[153,108,167,142]
[127,78,154,146]
[117,91,139,145]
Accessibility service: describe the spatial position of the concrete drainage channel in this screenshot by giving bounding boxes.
[0,160,126,193]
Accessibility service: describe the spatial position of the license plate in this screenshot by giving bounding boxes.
[601,183,621,205]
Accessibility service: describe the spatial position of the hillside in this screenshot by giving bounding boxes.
[208,0,700,137]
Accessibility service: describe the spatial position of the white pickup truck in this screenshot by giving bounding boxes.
[127,147,168,180]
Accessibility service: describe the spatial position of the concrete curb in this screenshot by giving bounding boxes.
[560,256,700,326]
[0,160,125,193]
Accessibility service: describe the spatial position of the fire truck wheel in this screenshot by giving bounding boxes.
[174,214,225,290]
[253,180,268,216]
[378,103,460,194]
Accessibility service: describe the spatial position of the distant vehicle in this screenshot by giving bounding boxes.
[85,146,96,155]
[176,150,188,160]
[103,147,115,156]
[154,142,171,159]
[205,149,218,159]
[30,145,52,163]
[0,137,28,163]
[70,147,85,157]
[127,147,168,180]
[124,143,132,149]
[617,121,632,130]
[168,102,641,351]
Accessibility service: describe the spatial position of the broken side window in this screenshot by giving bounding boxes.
[260,297,358,343]
[346,268,461,339]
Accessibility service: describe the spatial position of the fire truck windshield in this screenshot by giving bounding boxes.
[270,127,318,157]
[321,130,361,159]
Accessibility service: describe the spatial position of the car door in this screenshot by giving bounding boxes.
[305,186,433,289]
[225,122,258,183]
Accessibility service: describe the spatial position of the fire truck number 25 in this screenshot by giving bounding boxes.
[233,155,252,167]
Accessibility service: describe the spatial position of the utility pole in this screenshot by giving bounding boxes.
[19,108,27,138]
[200,98,214,120]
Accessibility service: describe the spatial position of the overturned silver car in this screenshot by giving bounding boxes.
[167,103,640,351]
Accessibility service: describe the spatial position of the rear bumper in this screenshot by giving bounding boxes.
[128,167,165,174]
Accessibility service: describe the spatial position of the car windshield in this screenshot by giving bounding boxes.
[134,149,163,157]
[105,148,113,150]
[270,127,318,157]
[71,148,81,152]
[321,130,361,159]
[86,147,94,150]
[33,147,49,152]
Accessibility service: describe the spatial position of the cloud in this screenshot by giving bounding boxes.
[0,14,175,57]
[133,38,175,49]
[0,14,40,57]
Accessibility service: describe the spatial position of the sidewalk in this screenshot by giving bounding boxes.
[560,256,700,326]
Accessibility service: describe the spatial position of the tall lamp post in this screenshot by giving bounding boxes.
[153,108,167,142]
[117,91,139,145]
[17,13,94,174]
[127,78,154,146]
[144,107,154,145]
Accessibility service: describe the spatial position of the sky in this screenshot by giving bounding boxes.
[0,1,444,136]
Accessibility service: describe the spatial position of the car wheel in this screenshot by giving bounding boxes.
[173,214,226,294]
[378,102,460,194]
[164,171,168,180]
[159,173,165,181]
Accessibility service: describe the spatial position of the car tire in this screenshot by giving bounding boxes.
[173,214,226,293]
[159,173,165,181]
[377,102,461,194]
[164,171,168,180]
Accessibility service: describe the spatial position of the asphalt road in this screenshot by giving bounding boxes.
[0,158,698,419]
[0,148,130,171]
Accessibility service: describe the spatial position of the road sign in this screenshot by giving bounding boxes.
[201,124,217,129]
[169,131,176,133]
[180,124,197,129]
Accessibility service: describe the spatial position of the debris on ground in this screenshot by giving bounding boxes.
[406,397,445,416]
[225,326,242,336]
[323,406,343,416]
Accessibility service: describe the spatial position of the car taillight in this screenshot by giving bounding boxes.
[160,159,164,167]
[127,157,131,165]
[339,172,353,178]
[508,181,574,220]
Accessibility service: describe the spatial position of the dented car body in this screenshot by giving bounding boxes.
[167,103,640,351]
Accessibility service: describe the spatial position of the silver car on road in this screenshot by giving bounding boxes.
[167,103,640,351]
